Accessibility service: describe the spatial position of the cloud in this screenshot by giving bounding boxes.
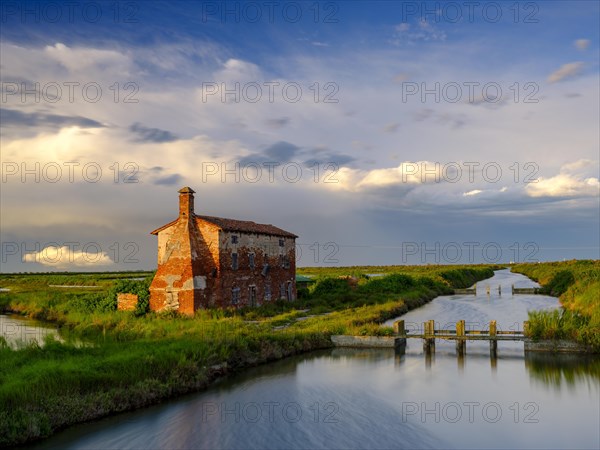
[392,20,447,44]
[129,122,179,143]
[154,173,184,186]
[0,108,104,130]
[547,62,584,83]
[412,108,466,128]
[526,160,599,198]
[266,117,291,129]
[383,123,401,133]
[23,245,114,268]
[239,141,300,165]
[44,42,132,76]
[575,39,590,50]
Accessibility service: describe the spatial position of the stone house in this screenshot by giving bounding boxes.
[149,187,297,314]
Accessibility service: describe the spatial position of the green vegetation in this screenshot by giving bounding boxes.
[512,260,600,351]
[0,265,496,446]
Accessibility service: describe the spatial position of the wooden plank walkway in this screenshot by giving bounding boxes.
[451,285,542,295]
[393,319,528,356]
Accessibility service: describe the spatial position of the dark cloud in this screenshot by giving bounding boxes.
[266,117,291,129]
[239,141,300,165]
[129,122,178,143]
[264,141,299,160]
[0,108,104,129]
[304,154,356,167]
[305,146,357,167]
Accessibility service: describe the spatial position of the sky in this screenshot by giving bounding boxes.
[1,0,599,271]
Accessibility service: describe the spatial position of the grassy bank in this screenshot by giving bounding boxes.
[0,265,496,446]
[512,260,600,351]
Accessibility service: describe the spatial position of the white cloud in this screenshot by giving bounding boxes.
[575,39,590,50]
[526,160,600,198]
[547,62,584,83]
[44,42,133,76]
[23,245,113,268]
[463,190,482,196]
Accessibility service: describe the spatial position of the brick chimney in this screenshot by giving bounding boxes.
[178,186,195,218]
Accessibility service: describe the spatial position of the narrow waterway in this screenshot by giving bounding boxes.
[26,270,600,449]
[0,314,60,349]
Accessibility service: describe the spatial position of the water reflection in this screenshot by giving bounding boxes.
[0,314,60,349]
[525,353,600,389]
[26,269,600,450]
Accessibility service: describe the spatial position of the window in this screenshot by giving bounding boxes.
[232,287,240,305]
[261,263,270,276]
[279,238,284,247]
[279,255,284,267]
[280,283,285,299]
[249,253,255,269]
[249,286,257,307]
[232,253,238,270]
[264,284,271,301]
[232,235,238,244]
[287,282,293,301]
[283,255,290,269]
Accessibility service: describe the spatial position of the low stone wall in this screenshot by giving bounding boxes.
[331,335,406,348]
[524,338,592,353]
[117,293,139,311]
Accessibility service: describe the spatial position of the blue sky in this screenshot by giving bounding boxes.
[1,0,599,271]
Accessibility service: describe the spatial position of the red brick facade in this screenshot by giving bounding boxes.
[149,187,297,314]
[117,293,139,311]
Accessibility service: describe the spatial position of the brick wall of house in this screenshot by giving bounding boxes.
[117,293,139,311]
[149,187,296,314]
[216,231,296,308]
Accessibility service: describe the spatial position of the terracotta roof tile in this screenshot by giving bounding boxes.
[150,215,297,238]
[195,215,297,238]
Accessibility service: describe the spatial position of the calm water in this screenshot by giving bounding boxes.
[0,314,60,348]
[27,270,600,449]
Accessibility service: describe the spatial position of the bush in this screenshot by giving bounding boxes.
[542,270,576,296]
[312,278,352,298]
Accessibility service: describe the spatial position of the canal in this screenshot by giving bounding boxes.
[23,269,600,449]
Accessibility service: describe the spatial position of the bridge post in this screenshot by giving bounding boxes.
[486,286,490,296]
[393,320,405,335]
[456,320,466,355]
[511,284,515,296]
[498,285,501,296]
[423,320,435,353]
[489,320,497,357]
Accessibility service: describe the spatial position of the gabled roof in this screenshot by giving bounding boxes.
[150,214,297,238]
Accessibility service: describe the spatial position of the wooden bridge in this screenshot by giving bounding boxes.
[393,319,528,356]
[452,285,542,295]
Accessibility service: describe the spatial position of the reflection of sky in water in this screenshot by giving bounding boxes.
[28,270,599,450]
[0,314,60,349]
